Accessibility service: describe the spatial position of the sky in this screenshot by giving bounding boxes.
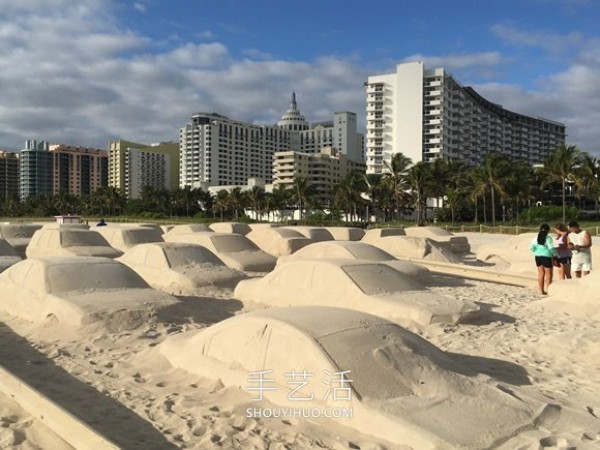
[0,0,599,155]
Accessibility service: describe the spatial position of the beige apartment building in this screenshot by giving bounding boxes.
[273,147,366,206]
[108,140,179,199]
[48,144,108,196]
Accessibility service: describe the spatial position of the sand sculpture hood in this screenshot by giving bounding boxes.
[160,306,551,449]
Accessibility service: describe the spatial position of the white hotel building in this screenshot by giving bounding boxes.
[179,94,364,188]
[365,61,566,173]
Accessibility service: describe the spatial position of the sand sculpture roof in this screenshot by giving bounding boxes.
[164,232,276,272]
[324,226,365,241]
[361,228,406,244]
[245,228,313,256]
[94,227,164,251]
[280,226,334,242]
[160,306,544,448]
[208,222,252,235]
[276,240,431,282]
[163,224,211,236]
[234,259,477,326]
[118,242,246,293]
[369,236,462,263]
[0,238,21,272]
[26,229,122,259]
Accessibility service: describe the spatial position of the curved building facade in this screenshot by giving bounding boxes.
[365,61,566,173]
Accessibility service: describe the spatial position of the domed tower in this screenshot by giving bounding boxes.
[277,93,309,131]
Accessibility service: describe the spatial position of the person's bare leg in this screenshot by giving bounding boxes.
[558,266,565,279]
[544,267,553,294]
[574,270,582,278]
[583,271,590,276]
[563,263,571,279]
[537,266,546,294]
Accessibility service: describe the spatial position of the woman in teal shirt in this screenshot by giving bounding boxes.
[530,223,558,295]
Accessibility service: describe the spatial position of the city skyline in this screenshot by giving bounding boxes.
[0,0,598,155]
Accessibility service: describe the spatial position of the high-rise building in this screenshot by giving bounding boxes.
[48,144,108,196]
[180,94,365,189]
[0,150,19,200]
[273,147,366,206]
[108,140,179,199]
[179,113,291,188]
[365,61,566,173]
[19,140,53,199]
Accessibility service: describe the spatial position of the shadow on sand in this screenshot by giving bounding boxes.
[0,321,180,450]
[156,295,244,326]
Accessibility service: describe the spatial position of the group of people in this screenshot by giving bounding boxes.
[530,221,592,295]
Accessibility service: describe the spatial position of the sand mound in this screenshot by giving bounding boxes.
[324,226,365,241]
[280,226,334,242]
[245,228,313,256]
[26,229,122,259]
[94,227,163,251]
[209,222,251,235]
[0,223,43,257]
[247,223,281,230]
[404,226,471,253]
[370,236,462,263]
[0,257,178,330]
[235,259,478,326]
[477,232,536,263]
[361,227,406,244]
[165,232,276,272]
[163,224,211,237]
[277,241,431,282]
[118,242,247,294]
[160,306,547,449]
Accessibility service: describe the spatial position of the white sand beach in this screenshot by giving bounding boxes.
[0,229,599,449]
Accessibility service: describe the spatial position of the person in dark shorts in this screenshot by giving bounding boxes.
[529,223,558,295]
[553,223,572,279]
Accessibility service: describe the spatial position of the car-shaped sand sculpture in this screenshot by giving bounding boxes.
[0,257,178,330]
[26,229,123,259]
[245,227,313,257]
[94,226,164,252]
[164,232,276,272]
[0,239,21,272]
[160,306,553,449]
[234,259,478,326]
[118,242,247,294]
[276,240,430,282]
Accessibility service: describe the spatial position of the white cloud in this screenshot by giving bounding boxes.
[133,2,146,13]
[491,24,583,54]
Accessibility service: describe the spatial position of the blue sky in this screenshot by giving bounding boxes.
[0,0,599,154]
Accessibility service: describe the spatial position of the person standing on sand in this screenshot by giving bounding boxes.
[530,223,557,295]
[567,221,592,277]
[554,223,572,279]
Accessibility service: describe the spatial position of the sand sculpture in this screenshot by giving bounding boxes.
[476,233,538,273]
[247,223,281,230]
[245,228,313,257]
[404,226,471,253]
[277,241,431,282]
[40,223,90,230]
[234,259,478,326]
[0,256,178,330]
[94,226,163,252]
[324,226,365,241]
[164,232,277,272]
[118,242,247,294]
[279,226,334,242]
[0,238,22,272]
[361,227,406,244]
[163,224,211,237]
[26,229,123,259]
[369,236,462,264]
[0,223,43,257]
[208,222,252,235]
[160,306,549,449]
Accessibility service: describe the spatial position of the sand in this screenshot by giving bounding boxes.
[0,230,599,449]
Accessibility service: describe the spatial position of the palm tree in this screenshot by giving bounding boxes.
[213,190,230,221]
[404,161,432,226]
[228,187,246,221]
[540,144,581,224]
[246,185,265,221]
[290,176,315,221]
[382,153,412,221]
[577,152,599,215]
[479,153,512,226]
[333,172,366,221]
